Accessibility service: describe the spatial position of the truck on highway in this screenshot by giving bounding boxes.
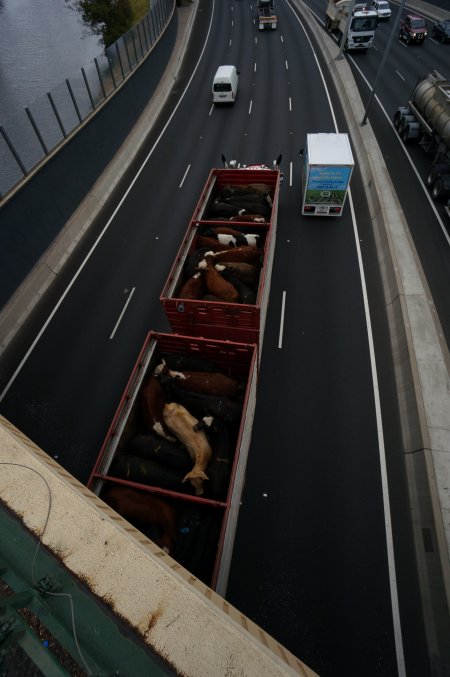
[394,72,450,209]
[90,161,281,594]
[325,0,378,51]
[160,162,282,352]
[301,133,354,216]
[89,332,258,596]
[257,0,277,30]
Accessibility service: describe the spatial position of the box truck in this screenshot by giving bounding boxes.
[301,133,354,216]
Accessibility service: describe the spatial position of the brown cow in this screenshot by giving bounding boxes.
[215,261,259,288]
[140,375,174,440]
[196,235,234,252]
[213,245,261,266]
[163,369,239,398]
[102,485,177,553]
[178,271,204,300]
[198,255,239,303]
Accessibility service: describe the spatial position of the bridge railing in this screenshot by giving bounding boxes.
[0,0,175,200]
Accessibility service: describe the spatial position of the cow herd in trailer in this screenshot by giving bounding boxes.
[90,165,281,590]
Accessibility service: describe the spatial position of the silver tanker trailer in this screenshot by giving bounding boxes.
[394,71,450,215]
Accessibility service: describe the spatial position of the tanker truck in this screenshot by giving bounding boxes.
[257,0,277,30]
[394,71,450,207]
[325,0,378,51]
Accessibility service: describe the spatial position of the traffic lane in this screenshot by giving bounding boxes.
[227,187,399,676]
[350,165,433,677]
[0,217,176,482]
[250,0,341,163]
[350,64,450,348]
[0,0,305,481]
[0,91,244,482]
[348,4,450,89]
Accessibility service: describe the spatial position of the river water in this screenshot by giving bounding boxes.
[0,0,101,127]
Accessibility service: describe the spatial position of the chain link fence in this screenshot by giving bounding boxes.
[0,0,174,200]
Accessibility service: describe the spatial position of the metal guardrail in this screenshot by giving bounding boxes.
[0,0,175,200]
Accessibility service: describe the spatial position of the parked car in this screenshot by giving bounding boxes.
[399,14,427,44]
[370,0,391,21]
[431,19,450,43]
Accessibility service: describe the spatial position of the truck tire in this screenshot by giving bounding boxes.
[427,166,443,187]
[393,111,403,129]
[325,16,331,31]
[401,126,411,143]
[431,179,444,201]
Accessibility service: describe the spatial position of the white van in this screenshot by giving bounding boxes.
[370,0,391,20]
[212,65,239,105]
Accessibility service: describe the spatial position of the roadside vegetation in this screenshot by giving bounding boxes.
[68,0,150,47]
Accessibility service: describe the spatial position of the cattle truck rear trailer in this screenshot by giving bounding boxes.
[301,132,354,216]
[394,71,450,213]
[160,166,281,353]
[89,332,258,596]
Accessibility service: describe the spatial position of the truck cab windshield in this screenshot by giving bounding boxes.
[352,16,378,31]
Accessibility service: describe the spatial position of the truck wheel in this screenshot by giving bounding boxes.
[431,179,444,201]
[398,117,407,133]
[427,169,437,187]
[427,164,450,187]
[401,126,411,143]
[393,111,403,129]
[325,16,331,31]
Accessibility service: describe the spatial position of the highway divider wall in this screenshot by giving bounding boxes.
[292,0,450,668]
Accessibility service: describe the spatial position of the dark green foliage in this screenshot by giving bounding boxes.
[70,0,133,47]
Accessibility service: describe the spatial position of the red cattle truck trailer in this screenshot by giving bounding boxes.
[160,166,281,354]
[89,332,258,596]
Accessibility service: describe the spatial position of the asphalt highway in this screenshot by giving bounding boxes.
[304,0,450,351]
[0,0,442,675]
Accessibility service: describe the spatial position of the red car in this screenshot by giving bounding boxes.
[399,14,427,44]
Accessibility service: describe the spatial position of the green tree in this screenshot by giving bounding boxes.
[70,0,133,47]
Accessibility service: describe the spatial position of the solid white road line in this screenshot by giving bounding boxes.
[179,164,191,188]
[278,291,286,349]
[110,287,135,339]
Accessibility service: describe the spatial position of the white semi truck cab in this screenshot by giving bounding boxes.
[325,0,378,51]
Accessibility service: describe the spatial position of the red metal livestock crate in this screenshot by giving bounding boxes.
[89,331,258,595]
[160,168,281,353]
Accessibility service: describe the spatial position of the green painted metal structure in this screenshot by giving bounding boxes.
[0,503,175,676]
